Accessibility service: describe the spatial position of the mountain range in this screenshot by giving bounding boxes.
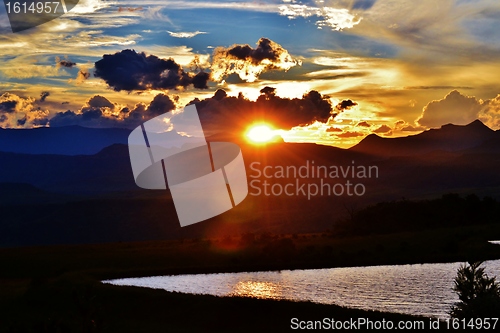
[1,120,496,157]
[351,120,500,156]
[0,125,131,155]
[1,120,499,246]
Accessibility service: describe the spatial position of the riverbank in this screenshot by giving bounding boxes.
[1,275,446,332]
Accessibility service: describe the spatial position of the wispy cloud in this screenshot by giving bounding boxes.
[167,30,207,38]
[0,62,66,79]
[350,0,500,61]
[279,4,361,31]
[116,1,281,12]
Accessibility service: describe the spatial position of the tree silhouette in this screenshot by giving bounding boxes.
[450,261,500,319]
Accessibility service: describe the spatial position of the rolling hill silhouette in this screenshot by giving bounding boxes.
[0,125,131,155]
[0,144,135,194]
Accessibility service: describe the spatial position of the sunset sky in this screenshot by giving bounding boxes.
[1,0,500,147]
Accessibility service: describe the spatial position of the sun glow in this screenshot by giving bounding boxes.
[246,124,276,143]
[230,281,282,299]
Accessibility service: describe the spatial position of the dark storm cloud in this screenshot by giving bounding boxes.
[88,95,114,109]
[40,91,50,102]
[50,95,116,127]
[227,38,280,63]
[49,108,123,128]
[121,94,177,126]
[49,110,81,127]
[49,94,177,128]
[17,116,27,126]
[81,109,103,121]
[210,38,300,82]
[0,92,49,128]
[32,117,49,126]
[50,110,107,127]
[191,71,210,89]
[336,99,358,111]
[94,49,209,91]
[93,38,297,90]
[190,87,334,133]
[74,95,115,120]
[0,100,17,113]
[260,86,276,96]
[145,93,176,116]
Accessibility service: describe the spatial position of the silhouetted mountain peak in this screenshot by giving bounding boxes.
[422,120,494,142]
[438,119,492,133]
[360,133,382,142]
[466,119,490,129]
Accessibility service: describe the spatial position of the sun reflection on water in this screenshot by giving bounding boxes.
[104,258,500,319]
[230,281,282,299]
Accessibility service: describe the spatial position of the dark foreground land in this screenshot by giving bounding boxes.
[1,219,500,332]
[3,119,500,331]
[2,278,434,332]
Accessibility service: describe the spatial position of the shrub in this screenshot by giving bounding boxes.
[450,261,500,319]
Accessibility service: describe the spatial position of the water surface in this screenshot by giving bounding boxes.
[104,259,500,319]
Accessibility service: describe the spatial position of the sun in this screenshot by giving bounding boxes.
[246,124,276,143]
